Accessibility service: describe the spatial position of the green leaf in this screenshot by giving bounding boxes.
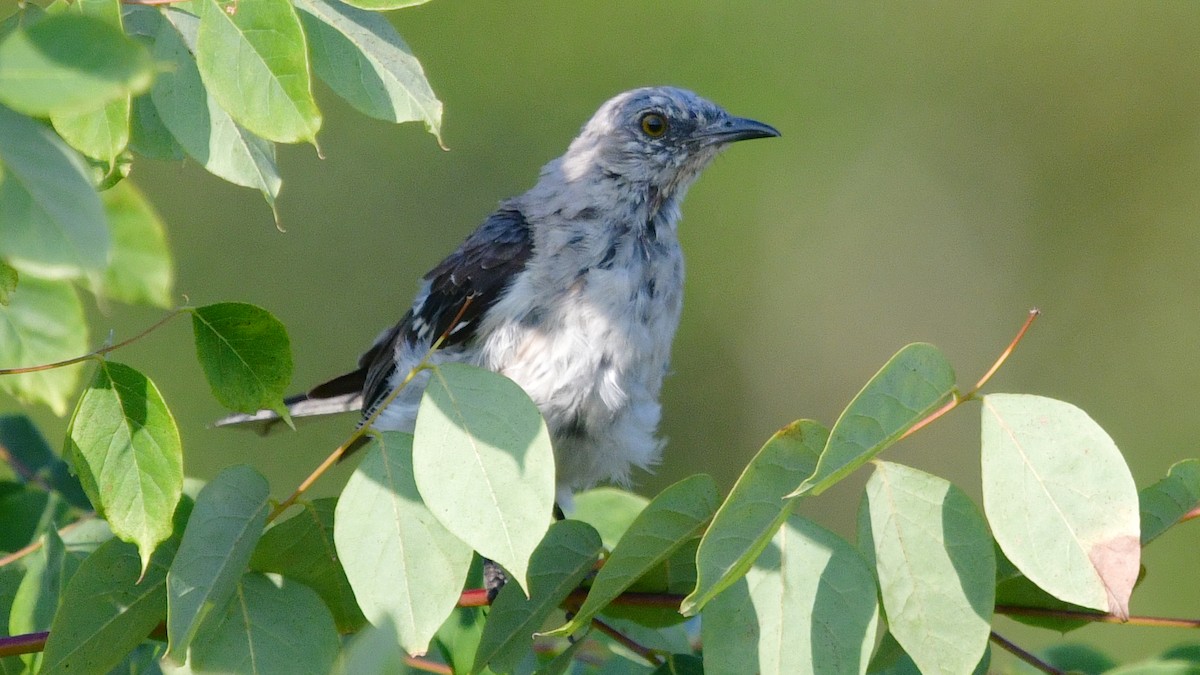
[866,632,990,675]
[190,302,293,418]
[128,94,185,160]
[0,104,110,280]
[64,361,184,573]
[100,180,174,307]
[1139,458,1200,545]
[294,0,441,140]
[791,343,955,497]
[154,7,281,207]
[339,0,430,12]
[334,616,417,675]
[250,497,367,633]
[335,432,473,657]
[166,573,339,674]
[413,363,556,591]
[543,474,718,637]
[858,461,994,675]
[474,520,603,674]
[981,393,1141,618]
[0,14,153,117]
[0,262,16,306]
[571,487,649,551]
[702,514,879,675]
[41,537,176,675]
[682,419,826,615]
[194,0,322,143]
[0,484,69,553]
[0,277,87,415]
[0,414,90,508]
[8,528,69,674]
[166,465,270,661]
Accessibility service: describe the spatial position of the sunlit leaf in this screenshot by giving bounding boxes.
[682,419,826,615]
[64,361,183,573]
[335,432,473,657]
[543,474,718,637]
[333,616,416,675]
[190,302,293,419]
[0,278,87,415]
[858,461,993,675]
[571,487,648,550]
[339,0,429,12]
[981,393,1140,618]
[194,0,321,143]
[100,181,174,307]
[0,262,15,306]
[791,343,955,497]
[413,363,556,591]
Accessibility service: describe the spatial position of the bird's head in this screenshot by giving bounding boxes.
[559,86,780,202]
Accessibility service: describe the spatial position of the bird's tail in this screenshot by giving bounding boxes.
[213,369,366,434]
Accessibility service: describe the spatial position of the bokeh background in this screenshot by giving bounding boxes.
[11,1,1200,668]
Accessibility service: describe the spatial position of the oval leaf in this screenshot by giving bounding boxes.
[166,465,269,661]
[194,0,322,143]
[981,393,1141,618]
[702,515,878,675]
[859,461,994,675]
[0,260,16,305]
[335,431,473,657]
[1139,458,1200,546]
[100,181,174,307]
[543,474,718,637]
[64,361,183,572]
[339,0,430,10]
[0,278,87,415]
[571,487,649,551]
[682,419,826,615]
[191,302,293,419]
[294,0,441,140]
[412,363,555,591]
[792,343,955,497]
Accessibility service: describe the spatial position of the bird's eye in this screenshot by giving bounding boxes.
[640,112,668,138]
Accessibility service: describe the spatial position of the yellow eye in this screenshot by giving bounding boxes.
[640,112,668,137]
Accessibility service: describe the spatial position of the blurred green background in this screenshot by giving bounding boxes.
[11,0,1200,667]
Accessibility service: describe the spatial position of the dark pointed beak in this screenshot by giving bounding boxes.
[698,115,781,144]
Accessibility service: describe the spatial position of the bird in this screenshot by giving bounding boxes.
[218,86,779,510]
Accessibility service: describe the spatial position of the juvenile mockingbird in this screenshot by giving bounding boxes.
[220,86,779,507]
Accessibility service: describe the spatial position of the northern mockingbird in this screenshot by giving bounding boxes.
[220,86,779,508]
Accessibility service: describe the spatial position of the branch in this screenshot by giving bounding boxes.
[592,617,663,667]
[997,604,1200,629]
[0,309,186,376]
[989,631,1063,675]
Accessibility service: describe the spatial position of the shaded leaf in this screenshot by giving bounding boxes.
[8,528,70,673]
[295,0,441,140]
[128,94,185,161]
[0,262,15,306]
[571,487,648,551]
[0,14,153,116]
[703,514,878,675]
[194,0,322,143]
[866,632,990,675]
[0,278,87,414]
[543,474,718,637]
[250,497,366,633]
[858,461,993,675]
[191,302,293,419]
[0,484,69,553]
[981,393,1141,618]
[100,180,174,307]
[64,361,183,572]
[791,343,955,497]
[334,616,416,675]
[413,363,556,591]
[0,414,90,508]
[166,465,269,661]
[1139,458,1200,545]
[335,431,473,657]
[682,419,826,615]
[0,104,109,280]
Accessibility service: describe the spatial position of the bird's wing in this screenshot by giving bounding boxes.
[358,205,535,417]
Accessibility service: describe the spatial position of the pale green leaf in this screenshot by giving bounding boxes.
[571,487,649,550]
[1139,458,1200,545]
[129,94,185,160]
[858,461,994,675]
[682,419,826,615]
[294,0,441,140]
[7,528,69,672]
[0,104,109,280]
[250,497,366,633]
[190,302,293,418]
[339,0,429,12]
[335,432,473,657]
[0,277,87,415]
[64,361,184,572]
[702,514,878,675]
[41,537,175,675]
[413,363,556,591]
[165,573,339,674]
[166,465,269,661]
[543,474,718,637]
[194,0,322,143]
[155,8,281,206]
[792,343,955,497]
[474,520,602,674]
[0,14,153,117]
[334,616,417,675]
[866,632,990,675]
[981,393,1141,618]
[100,181,175,307]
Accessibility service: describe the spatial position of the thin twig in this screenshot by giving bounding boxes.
[0,518,94,569]
[404,656,452,674]
[0,309,186,376]
[990,631,1063,674]
[1181,505,1200,524]
[997,604,1200,629]
[592,617,662,667]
